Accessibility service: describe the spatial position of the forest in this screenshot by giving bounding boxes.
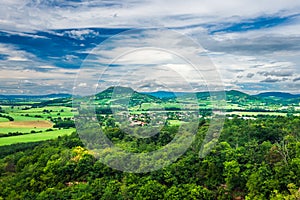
[0,116,299,199]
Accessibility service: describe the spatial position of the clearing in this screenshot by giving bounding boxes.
[0,120,53,128]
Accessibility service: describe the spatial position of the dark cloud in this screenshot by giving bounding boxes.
[200,35,300,56]
[258,70,294,77]
[260,77,282,83]
[249,64,264,68]
[246,73,255,78]
[64,72,77,75]
[293,77,300,82]
[282,78,289,81]
[138,82,165,89]
[227,68,244,73]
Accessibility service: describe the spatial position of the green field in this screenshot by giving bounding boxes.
[0,127,48,134]
[0,117,9,122]
[140,103,163,110]
[0,128,75,146]
[168,120,182,125]
[0,106,74,120]
[9,114,45,121]
[0,104,77,145]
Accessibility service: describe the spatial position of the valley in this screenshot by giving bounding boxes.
[0,87,299,146]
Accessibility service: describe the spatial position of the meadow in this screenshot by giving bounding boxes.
[0,104,75,146]
[0,128,75,146]
[0,88,299,147]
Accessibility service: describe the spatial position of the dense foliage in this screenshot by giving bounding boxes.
[0,116,299,199]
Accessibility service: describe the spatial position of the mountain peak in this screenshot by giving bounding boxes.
[104,86,135,93]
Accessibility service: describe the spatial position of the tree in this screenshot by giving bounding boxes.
[223,160,241,191]
[135,180,166,200]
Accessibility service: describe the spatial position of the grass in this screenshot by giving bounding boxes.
[0,105,76,145]
[0,128,49,134]
[140,103,163,110]
[9,114,44,121]
[0,128,75,146]
[0,117,9,122]
[14,112,73,119]
[2,106,75,122]
[168,120,182,126]
[17,106,72,113]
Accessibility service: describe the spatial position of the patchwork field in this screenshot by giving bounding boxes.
[0,128,75,146]
[0,88,299,148]
[0,120,53,128]
[0,104,76,145]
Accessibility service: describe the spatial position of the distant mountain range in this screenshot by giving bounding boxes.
[145,90,300,100]
[141,90,300,106]
[0,93,72,100]
[254,92,300,99]
[0,88,299,106]
[142,91,189,99]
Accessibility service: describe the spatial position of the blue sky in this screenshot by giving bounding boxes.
[0,0,300,94]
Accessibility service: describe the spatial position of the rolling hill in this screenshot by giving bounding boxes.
[1,87,299,108]
[255,92,300,99]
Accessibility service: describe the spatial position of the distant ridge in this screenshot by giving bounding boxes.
[255,92,300,99]
[144,90,252,100]
[142,91,189,99]
[0,93,72,100]
[145,90,300,100]
[1,88,299,102]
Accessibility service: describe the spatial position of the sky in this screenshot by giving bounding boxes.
[1,0,300,94]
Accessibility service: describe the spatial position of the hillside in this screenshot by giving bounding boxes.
[0,115,299,199]
[95,86,162,106]
[255,92,300,99]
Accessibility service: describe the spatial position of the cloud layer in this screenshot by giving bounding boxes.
[0,0,300,94]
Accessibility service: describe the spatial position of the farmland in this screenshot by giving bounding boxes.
[0,120,53,128]
[0,128,75,146]
[0,101,76,146]
[0,87,299,146]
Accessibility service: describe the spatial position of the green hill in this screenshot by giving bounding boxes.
[95,86,162,107]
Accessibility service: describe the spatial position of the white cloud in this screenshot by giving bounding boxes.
[7,56,28,61]
[1,0,300,94]
[72,29,224,95]
[62,29,100,40]
[0,44,36,62]
[1,0,300,31]
[0,65,79,94]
